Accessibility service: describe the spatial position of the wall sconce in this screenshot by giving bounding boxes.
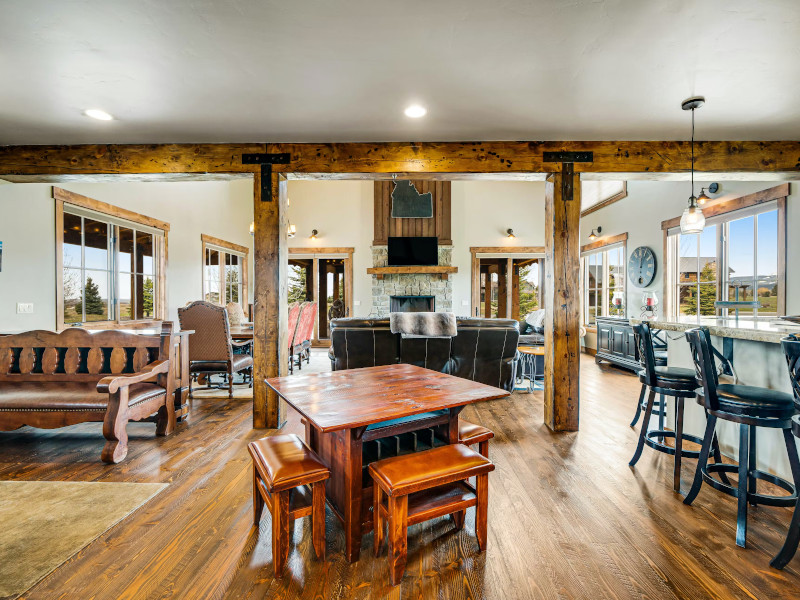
[288,224,297,238]
[588,226,602,241]
[310,229,318,240]
[249,221,254,236]
[506,228,515,238]
[696,182,719,205]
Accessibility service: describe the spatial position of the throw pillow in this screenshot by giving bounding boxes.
[226,302,246,326]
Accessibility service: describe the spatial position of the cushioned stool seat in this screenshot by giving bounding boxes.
[703,384,795,418]
[458,420,494,457]
[370,444,494,586]
[248,434,330,576]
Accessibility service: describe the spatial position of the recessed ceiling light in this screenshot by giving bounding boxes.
[84,109,114,121]
[404,104,427,118]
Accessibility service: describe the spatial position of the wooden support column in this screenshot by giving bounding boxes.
[253,170,289,429]
[543,171,581,432]
[497,262,508,319]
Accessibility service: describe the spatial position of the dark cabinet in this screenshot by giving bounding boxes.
[595,317,640,372]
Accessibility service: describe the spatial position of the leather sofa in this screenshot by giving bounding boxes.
[328,317,519,391]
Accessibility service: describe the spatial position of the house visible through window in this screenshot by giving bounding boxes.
[667,202,780,317]
[201,234,249,308]
[61,204,164,326]
[581,243,626,325]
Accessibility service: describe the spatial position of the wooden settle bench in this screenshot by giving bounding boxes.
[0,323,176,463]
[369,443,495,586]
[248,434,331,576]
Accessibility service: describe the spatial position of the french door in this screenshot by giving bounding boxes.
[470,249,545,323]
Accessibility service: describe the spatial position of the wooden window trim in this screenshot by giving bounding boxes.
[201,234,250,309]
[660,183,789,231]
[469,247,546,318]
[54,186,168,331]
[580,182,627,217]
[580,232,628,254]
[662,183,789,318]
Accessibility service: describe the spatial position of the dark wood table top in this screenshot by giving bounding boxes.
[265,364,510,433]
[229,325,254,340]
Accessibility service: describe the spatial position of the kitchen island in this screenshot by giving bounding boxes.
[630,316,800,480]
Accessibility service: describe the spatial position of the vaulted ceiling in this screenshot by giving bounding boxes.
[1,0,798,145]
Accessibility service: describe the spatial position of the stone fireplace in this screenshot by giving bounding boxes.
[390,295,435,312]
[370,245,453,316]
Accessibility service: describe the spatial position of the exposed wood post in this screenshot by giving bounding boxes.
[253,170,288,429]
[543,171,581,432]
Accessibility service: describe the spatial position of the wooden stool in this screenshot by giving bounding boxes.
[458,420,494,457]
[369,443,495,586]
[248,434,330,576]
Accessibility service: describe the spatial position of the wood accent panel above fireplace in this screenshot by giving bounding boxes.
[373,180,452,245]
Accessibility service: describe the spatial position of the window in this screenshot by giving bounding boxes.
[581,241,626,325]
[201,234,249,308]
[667,204,780,317]
[56,187,167,329]
[470,249,545,323]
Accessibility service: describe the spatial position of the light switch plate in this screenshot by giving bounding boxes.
[461,300,469,306]
[17,302,33,314]
[353,300,361,306]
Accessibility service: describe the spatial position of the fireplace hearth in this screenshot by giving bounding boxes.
[390,295,435,313]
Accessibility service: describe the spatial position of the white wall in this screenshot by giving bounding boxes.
[579,179,800,348]
[0,180,253,331]
[286,179,547,317]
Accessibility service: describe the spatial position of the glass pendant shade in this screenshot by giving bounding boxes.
[680,197,706,234]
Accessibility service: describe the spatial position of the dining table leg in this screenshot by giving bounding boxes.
[344,426,365,562]
[448,406,465,444]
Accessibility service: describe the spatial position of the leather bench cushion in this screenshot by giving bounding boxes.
[369,443,494,497]
[191,354,253,373]
[706,383,795,418]
[0,381,165,411]
[459,420,494,445]
[249,433,330,493]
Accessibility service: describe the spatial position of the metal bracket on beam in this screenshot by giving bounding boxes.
[542,151,593,163]
[241,153,291,201]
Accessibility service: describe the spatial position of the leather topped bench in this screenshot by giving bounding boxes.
[248,434,330,576]
[0,324,176,463]
[369,443,494,585]
[458,420,494,457]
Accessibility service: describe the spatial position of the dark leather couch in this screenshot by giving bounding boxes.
[328,317,519,391]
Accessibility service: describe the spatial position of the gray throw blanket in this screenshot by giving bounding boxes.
[390,311,457,338]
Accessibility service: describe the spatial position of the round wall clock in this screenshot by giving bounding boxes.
[628,246,657,288]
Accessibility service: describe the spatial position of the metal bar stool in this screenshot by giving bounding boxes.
[770,335,800,568]
[629,322,708,493]
[683,328,800,549]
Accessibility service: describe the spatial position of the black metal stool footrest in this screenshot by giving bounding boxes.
[702,463,798,507]
[643,430,703,458]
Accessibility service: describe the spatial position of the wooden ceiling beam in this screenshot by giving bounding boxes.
[0,141,799,176]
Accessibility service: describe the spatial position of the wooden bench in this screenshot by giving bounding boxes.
[458,420,494,457]
[0,323,176,463]
[248,434,330,576]
[369,443,495,586]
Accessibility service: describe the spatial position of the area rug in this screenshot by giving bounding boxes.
[0,480,167,599]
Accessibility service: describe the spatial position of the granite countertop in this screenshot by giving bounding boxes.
[629,316,800,344]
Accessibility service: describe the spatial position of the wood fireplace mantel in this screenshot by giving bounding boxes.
[367,266,458,280]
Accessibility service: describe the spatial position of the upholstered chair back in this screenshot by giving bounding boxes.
[178,301,232,362]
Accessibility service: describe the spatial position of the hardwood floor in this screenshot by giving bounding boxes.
[2,352,800,599]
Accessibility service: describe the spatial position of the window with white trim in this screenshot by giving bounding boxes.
[581,243,626,325]
[666,201,780,317]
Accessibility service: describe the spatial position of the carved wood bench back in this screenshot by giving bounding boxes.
[0,328,168,383]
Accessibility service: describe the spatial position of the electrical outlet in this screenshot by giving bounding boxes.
[16,302,33,314]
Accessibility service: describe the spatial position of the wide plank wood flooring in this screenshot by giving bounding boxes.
[2,353,800,599]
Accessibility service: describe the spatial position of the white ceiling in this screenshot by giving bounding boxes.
[1,0,799,145]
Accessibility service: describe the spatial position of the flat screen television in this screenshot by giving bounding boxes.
[387,236,438,266]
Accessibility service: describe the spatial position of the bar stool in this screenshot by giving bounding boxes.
[629,322,707,493]
[629,328,668,428]
[683,328,800,548]
[770,335,800,568]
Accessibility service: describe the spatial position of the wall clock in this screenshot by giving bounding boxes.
[628,246,656,288]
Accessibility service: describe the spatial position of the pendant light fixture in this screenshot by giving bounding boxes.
[679,96,706,235]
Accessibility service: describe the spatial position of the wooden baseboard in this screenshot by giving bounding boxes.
[582,346,597,356]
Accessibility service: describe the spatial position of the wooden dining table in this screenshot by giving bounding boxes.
[228,325,254,341]
[265,363,510,562]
